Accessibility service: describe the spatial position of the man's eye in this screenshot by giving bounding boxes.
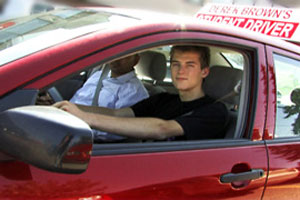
[187,65,195,68]
[171,63,180,67]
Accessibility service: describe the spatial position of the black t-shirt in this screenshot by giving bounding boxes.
[131,93,229,140]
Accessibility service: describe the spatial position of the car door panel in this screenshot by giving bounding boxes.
[0,143,267,199]
[263,141,300,200]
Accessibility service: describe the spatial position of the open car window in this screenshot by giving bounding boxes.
[39,43,248,143]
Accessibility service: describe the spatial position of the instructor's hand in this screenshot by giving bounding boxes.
[53,101,88,123]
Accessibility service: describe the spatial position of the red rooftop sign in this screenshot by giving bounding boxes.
[196,4,300,41]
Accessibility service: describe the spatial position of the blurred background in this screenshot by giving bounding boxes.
[0,0,300,21]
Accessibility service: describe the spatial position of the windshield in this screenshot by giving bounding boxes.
[0,7,139,66]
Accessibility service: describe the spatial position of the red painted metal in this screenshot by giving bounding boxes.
[0,146,267,200]
[264,142,300,200]
[0,21,15,29]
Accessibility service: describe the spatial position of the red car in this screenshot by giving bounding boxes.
[0,6,300,200]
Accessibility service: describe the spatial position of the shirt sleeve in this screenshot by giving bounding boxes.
[131,93,165,117]
[175,102,229,140]
[115,79,149,109]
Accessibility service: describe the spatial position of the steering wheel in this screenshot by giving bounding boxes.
[47,87,64,102]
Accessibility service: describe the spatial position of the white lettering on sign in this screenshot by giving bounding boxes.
[207,4,293,20]
[196,4,300,40]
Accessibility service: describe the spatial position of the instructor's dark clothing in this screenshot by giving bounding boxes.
[131,93,229,140]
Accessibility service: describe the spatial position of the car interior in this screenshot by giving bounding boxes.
[39,44,246,142]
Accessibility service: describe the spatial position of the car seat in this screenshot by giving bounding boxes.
[135,51,167,96]
[203,65,243,138]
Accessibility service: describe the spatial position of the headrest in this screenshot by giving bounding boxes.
[203,66,243,105]
[136,51,167,81]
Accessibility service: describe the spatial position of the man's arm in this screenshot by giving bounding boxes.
[87,114,184,140]
[53,101,184,140]
[76,103,133,117]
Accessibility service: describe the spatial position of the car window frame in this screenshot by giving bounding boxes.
[265,45,300,141]
[19,30,267,155]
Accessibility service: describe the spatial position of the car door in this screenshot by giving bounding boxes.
[263,45,300,199]
[0,28,268,199]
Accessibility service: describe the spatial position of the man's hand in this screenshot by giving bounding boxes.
[36,92,55,105]
[53,101,89,124]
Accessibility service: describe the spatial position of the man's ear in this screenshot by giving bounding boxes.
[201,67,209,78]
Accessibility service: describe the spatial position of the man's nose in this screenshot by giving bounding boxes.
[178,65,186,74]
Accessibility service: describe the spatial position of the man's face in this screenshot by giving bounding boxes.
[109,55,138,77]
[171,50,209,93]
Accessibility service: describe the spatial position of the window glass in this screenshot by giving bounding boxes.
[53,9,83,19]
[0,19,50,43]
[0,8,139,66]
[274,54,300,137]
[221,52,244,70]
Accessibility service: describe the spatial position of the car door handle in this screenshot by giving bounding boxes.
[220,169,265,183]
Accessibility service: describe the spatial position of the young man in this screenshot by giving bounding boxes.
[53,45,228,140]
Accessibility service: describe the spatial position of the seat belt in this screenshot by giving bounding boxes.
[215,80,241,104]
[92,64,110,106]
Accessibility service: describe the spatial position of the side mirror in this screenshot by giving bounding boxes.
[0,106,93,174]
